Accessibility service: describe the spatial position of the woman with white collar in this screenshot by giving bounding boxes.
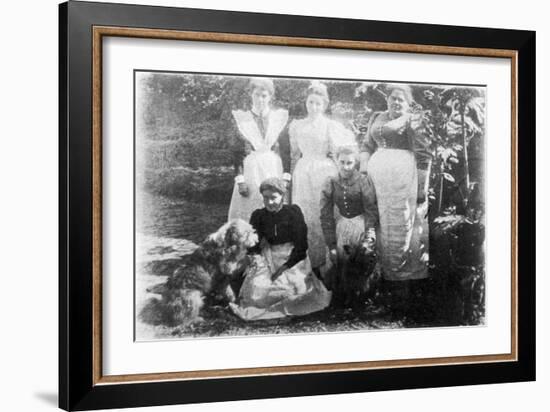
[228,77,291,222]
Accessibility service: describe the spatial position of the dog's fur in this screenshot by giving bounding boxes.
[327,237,379,310]
[146,219,258,325]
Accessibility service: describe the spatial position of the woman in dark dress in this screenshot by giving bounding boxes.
[320,146,378,293]
[229,177,331,321]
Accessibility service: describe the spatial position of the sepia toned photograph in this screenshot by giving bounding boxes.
[134,71,486,340]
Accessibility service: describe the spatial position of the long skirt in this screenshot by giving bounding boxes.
[336,214,366,257]
[229,243,332,320]
[323,214,367,291]
[367,149,429,281]
[228,150,283,222]
[292,155,338,268]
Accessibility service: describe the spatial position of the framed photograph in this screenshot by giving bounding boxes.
[59,1,535,410]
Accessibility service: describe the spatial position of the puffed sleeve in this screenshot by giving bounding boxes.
[360,174,379,230]
[327,119,357,155]
[360,111,382,155]
[319,177,337,250]
[283,205,308,269]
[289,120,302,174]
[407,118,433,171]
[248,209,263,255]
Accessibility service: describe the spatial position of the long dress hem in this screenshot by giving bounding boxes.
[229,243,332,321]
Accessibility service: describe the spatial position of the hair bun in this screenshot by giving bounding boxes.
[307,81,329,102]
[248,77,275,96]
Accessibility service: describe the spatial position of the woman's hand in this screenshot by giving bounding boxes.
[383,113,411,135]
[259,238,270,250]
[271,264,288,281]
[359,152,370,174]
[282,173,292,192]
[362,229,376,253]
[329,249,338,264]
[416,188,427,204]
[238,182,249,197]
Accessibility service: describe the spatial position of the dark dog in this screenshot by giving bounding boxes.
[146,219,258,325]
[328,236,379,310]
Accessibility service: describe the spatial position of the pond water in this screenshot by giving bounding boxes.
[136,191,229,244]
[135,192,232,339]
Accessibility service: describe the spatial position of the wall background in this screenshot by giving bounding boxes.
[0,0,544,411]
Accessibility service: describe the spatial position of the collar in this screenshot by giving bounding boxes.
[251,107,270,118]
[266,204,285,215]
[339,170,360,186]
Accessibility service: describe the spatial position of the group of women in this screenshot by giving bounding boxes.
[226,77,432,321]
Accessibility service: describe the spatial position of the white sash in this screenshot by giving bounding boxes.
[232,108,289,151]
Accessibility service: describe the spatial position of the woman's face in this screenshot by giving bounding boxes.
[387,89,410,118]
[251,88,271,114]
[306,94,326,118]
[261,189,284,212]
[337,153,357,179]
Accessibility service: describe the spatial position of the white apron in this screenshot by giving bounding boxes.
[228,108,288,222]
[230,242,331,320]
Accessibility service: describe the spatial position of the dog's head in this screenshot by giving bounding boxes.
[224,219,259,249]
[205,219,258,276]
[207,219,258,249]
[342,241,380,295]
[342,238,377,276]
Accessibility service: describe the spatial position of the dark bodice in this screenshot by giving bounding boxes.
[320,171,379,249]
[361,111,432,170]
[249,204,308,268]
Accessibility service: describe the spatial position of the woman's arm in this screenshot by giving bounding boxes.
[230,112,253,196]
[360,174,379,230]
[359,112,381,172]
[407,115,433,203]
[275,123,292,178]
[229,114,250,176]
[327,119,357,161]
[289,120,302,175]
[248,210,263,255]
[319,177,337,251]
[283,205,308,269]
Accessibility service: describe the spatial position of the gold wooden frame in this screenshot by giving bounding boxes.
[91,26,518,386]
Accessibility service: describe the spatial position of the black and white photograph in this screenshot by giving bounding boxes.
[134,71,486,340]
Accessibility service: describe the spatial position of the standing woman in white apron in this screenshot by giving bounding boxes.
[359,84,433,317]
[289,82,357,275]
[228,78,291,222]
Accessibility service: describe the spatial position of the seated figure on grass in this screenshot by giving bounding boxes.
[230,177,331,321]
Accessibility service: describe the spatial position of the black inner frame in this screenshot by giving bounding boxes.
[59,1,535,411]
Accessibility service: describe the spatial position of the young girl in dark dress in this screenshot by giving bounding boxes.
[320,146,378,295]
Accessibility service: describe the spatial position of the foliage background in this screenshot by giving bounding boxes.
[136,73,487,326]
[137,72,486,218]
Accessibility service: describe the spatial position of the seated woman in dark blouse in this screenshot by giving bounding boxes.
[229,177,331,321]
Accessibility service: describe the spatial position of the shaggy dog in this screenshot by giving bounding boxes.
[328,236,379,310]
[146,219,258,325]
